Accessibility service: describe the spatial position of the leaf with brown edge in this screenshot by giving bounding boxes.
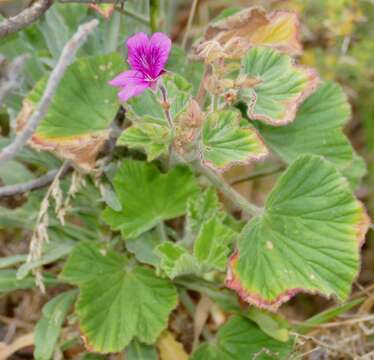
[240,47,319,126]
[196,6,302,61]
[199,110,268,172]
[17,53,123,170]
[226,155,370,312]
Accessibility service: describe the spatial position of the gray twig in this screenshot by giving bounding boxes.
[0,165,71,197]
[0,0,53,38]
[0,19,99,166]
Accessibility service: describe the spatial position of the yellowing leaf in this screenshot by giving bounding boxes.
[17,54,123,170]
[157,331,188,360]
[197,6,302,60]
[250,11,301,54]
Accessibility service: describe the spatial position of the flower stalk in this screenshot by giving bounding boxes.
[159,83,175,166]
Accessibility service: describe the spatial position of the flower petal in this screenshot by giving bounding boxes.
[109,70,149,102]
[149,32,172,77]
[118,81,150,102]
[108,70,143,87]
[126,32,151,74]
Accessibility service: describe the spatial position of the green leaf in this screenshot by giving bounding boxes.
[295,298,364,334]
[23,53,123,168]
[127,73,191,126]
[125,340,158,360]
[342,152,367,190]
[60,242,177,353]
[194,217,236,271]
[185,187,221,238]
[0,161,34,185]
[157,242,200,279]
[102,160,199,239]
[247,308,290,342]
[191,316,293,360]
[0,255,27,269]
[126,231,162,267]
[0,270,57,293]
[34,290,76,360]
[0,270,36,293]
[17,241,74,279]
[227,155,370,311]
[255,82,366,187]
[200,110,268,171]
[117,123,171,161]
[240,47,318,125]
[100,182,122,212]
[157,216,235,278]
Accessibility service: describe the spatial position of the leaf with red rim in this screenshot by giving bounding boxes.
[255,81,366,189]
[200,110,268,172]
[227,155,370,312]
[240,47,319,125]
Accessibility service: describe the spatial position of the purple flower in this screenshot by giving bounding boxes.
[109,32,172,102]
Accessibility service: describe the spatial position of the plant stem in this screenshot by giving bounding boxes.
[179,290,214,342]
[230,165,285,185]
[192,161,262,217]
[159,84,175,166]
[211,94,218,112]
[157,221,168,242]
[115,6,150,26]
[149,0,160,32]
[182,0,199,50]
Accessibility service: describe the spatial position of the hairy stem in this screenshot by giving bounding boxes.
[230,165,285,185]
[159,84,175,166]
[192,161,262,217]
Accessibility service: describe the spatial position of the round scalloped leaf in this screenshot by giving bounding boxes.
[240,47,319,125]
[200,110,268,171]
[191,316,293,360]
[60,242,177,353]
[102,160,199,239]
[255,81,365,188]
[17,53,123,169]
[227,155,370,311]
